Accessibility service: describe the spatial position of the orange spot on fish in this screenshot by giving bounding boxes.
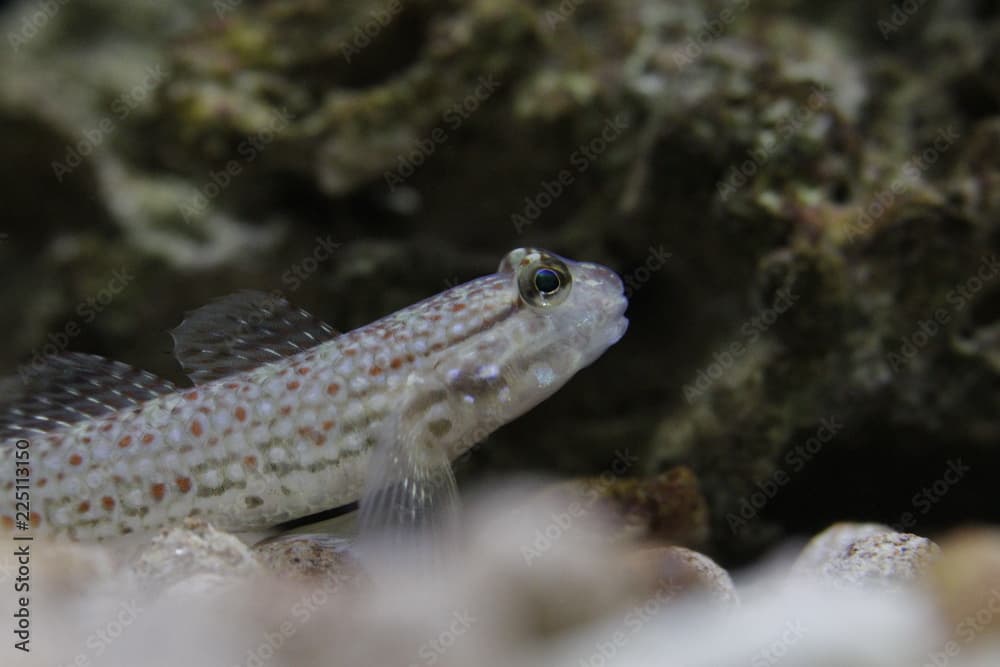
[191,420,204,437]
[298,427,325,446]
[430,314,442,321]
[69,454,82,466]
[390,357,403,369]
[287,380,301,390]
[1,516,13,530]
[151,483,166,501]
[235,406,247,422]
[101,496,115,511]
[224,382,239,389]
[369,366,382,376]
[29,512,40,527]
[326,383,340,396]
[141,433,155,445]
[297,366,310,375]
[184,391,199,401]
[243,456,257,468]
[279,405,292,416]
[176,477,192,493]
[322,420,335,431]
[118,435,132,449]
[100,423,113,432]
[37,478,47,488]
[451,303,466,312]
[77,501,90,513]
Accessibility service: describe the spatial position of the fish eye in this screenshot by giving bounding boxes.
[517,252,572,308]
[533,268,561,295]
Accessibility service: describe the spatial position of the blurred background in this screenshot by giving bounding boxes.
[1,0,998,568]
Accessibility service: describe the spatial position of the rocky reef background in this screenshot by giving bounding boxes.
[1,0,999,572]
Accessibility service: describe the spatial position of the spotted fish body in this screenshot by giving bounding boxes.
[0,249,628,540]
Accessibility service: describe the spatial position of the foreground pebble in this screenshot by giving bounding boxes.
[793,522,940,590]
[130,517,260,592]
[627,545,739,607]
[252,533,369,590]
[6,497,1000,666]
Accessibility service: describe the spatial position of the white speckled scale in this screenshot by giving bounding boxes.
[0,248,628,540]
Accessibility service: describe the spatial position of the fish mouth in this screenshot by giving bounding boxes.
[608,299,629,345]
[573,260,630,351]
[594,288,629,350]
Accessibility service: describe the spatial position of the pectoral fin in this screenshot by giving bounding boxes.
[357,379,461,567]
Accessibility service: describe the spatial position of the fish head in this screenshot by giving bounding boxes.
[436,248,628,442]
[497,246,629,369]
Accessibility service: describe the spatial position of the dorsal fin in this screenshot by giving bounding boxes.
[0,353,177,440]
[170,290,340,384]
